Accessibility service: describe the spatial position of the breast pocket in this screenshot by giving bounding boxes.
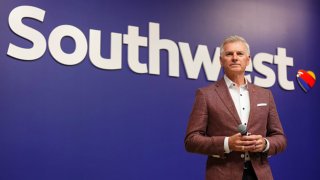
[254,104,269,120]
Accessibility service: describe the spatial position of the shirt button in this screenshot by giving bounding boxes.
[240,94,242,96]
[242,108,245,110]
[241,154,245,158]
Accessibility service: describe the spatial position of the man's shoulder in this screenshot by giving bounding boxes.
[249,83,271,94]
[199,83,216,91]
[198,79,224,93]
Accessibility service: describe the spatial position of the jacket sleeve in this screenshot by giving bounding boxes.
[265,90,287,156]
[184,89,225,156]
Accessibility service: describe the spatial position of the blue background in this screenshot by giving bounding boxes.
[0,0,319,179]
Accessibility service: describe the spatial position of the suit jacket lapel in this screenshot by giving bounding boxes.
[247,83,256,129]
[215,79,242,125]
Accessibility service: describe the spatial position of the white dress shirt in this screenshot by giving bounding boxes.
[221,75,270,160]
[223,75,251,160]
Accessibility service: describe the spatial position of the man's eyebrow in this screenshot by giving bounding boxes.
[224,51,233,53]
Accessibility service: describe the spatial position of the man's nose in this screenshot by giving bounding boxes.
[232,53,238,61]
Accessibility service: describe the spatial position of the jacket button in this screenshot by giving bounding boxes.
[241,154,245,158]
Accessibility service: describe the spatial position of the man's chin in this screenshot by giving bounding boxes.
[228,68,243,72]
[230,70,245,75]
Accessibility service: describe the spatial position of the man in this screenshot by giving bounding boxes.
[184,35,287,180]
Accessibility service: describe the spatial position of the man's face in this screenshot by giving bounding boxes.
[220,41,250,75]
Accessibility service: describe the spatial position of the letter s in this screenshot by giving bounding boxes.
[7,5,46,60]
[253,53,276,88]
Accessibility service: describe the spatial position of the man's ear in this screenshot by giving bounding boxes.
[246,55,251,66]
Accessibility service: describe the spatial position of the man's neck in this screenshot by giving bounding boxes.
[225,73,245,87]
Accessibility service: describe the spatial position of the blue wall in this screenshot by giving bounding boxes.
[0,0,319,179]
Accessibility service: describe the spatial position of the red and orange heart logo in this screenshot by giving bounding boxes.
[296,70,316,92]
